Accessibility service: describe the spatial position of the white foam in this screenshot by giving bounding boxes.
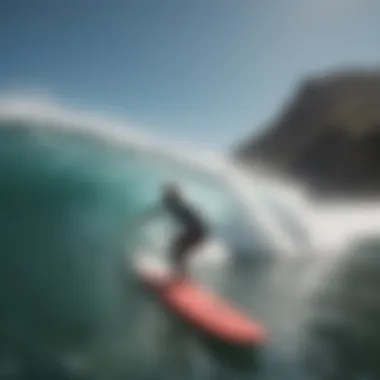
[134,254,172,278]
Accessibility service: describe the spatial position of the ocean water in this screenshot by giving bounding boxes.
[2,99,380,380]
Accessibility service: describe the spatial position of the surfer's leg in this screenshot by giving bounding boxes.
[175,230,206,278]
[171,233,195,278]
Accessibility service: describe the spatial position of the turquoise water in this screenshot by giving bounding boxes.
[2,109,380,380]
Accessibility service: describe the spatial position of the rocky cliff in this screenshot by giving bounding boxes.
[235,68,380,196]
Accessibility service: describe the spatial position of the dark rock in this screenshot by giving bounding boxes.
[235,68,380,197]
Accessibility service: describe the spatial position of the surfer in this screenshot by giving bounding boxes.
[137,182,208,278]
[162,183,208,278]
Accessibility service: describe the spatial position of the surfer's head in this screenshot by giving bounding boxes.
[163,182,182,202]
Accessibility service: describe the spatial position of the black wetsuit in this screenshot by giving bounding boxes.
[164,196,207,273]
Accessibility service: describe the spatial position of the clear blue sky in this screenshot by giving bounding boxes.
[1,0,379,150]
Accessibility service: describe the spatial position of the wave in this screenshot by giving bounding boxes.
[6,94,380,378]
[0,95,312,373]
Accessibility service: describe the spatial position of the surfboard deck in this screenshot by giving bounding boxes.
[135,257,267,348]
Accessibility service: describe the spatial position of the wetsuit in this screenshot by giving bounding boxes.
[164,196,208,275]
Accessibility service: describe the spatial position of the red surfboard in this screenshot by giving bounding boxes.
[136,258,267,348]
